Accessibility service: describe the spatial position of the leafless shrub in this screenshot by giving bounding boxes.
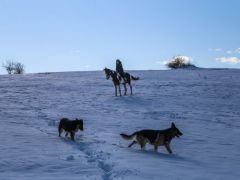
[2,60,25,74]
[166,56,196,69]
[14,62,25,74]
[2,60,15,74]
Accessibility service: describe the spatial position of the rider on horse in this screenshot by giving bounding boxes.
[116,59,126,81]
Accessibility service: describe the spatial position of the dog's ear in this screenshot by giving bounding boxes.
[171,122,176,128]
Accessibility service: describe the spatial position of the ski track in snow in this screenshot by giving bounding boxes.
[1,70,240,180]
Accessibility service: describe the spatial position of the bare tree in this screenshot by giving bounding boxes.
[13,62,25,74]
[166,56,196,69]
[2,60,25,74]
[2,60,15,74]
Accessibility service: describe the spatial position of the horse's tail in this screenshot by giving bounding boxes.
[131,75,139,81]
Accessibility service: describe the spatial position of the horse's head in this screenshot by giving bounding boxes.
[104,67,111,80]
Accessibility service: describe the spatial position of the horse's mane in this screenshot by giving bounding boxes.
[104,67,115,73]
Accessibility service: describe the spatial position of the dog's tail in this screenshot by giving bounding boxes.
[131,75,139,81]
[120,132,137,140]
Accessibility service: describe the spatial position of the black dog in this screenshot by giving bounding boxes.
[58,118,83,141]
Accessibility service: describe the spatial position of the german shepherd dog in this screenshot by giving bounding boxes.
[120,123,183,153]
[58,118,83,141]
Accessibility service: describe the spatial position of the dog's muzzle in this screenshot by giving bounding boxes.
[176,132,183,138]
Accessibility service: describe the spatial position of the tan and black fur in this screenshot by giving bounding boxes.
[120,123,183,153]
[58,118,83,141]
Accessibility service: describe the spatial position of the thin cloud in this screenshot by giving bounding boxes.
[83,65,91,68]
[209,47,240,55]
[176,55,193,63]
[156,60,168,65]
[209,48,222,52]
[169,55,193,64]
[226,50,233,54]
[71,50,81,54]
[225,48,240,54]
[235,48,240,54]
[157,55,193,65]
[216,57,240,64]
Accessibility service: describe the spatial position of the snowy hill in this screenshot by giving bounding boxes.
[1,69,240,180]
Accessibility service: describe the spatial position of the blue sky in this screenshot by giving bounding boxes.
[0,0,240,73]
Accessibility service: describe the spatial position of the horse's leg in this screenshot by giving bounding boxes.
[119,85,122,96]
[124,83,127,95]
[129,83,133,95]
[115,85,117,96]
[127,75,132,95]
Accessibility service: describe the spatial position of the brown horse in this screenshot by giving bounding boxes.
[104,67,139,96]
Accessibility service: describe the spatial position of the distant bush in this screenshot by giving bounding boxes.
[13,62,25,74]
[166,56,197,69]
[2,60,25,74]
[2,61,15,74]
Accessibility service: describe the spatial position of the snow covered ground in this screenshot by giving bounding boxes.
[0,69,240,180]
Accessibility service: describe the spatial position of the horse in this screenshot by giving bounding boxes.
[104,67,139,96]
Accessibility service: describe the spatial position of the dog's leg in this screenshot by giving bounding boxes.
[154,144,159,151]
[136,136,146,150]
[65,132,68,137]
[59,128,63,137]
[140,142,146,150]
[165,144,173,154]
[70,132,75,141]
[128,141,137,148]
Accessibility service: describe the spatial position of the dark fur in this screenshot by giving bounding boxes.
[104,67,139,96]
[120,123,183,153]
[58,118,83,141]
